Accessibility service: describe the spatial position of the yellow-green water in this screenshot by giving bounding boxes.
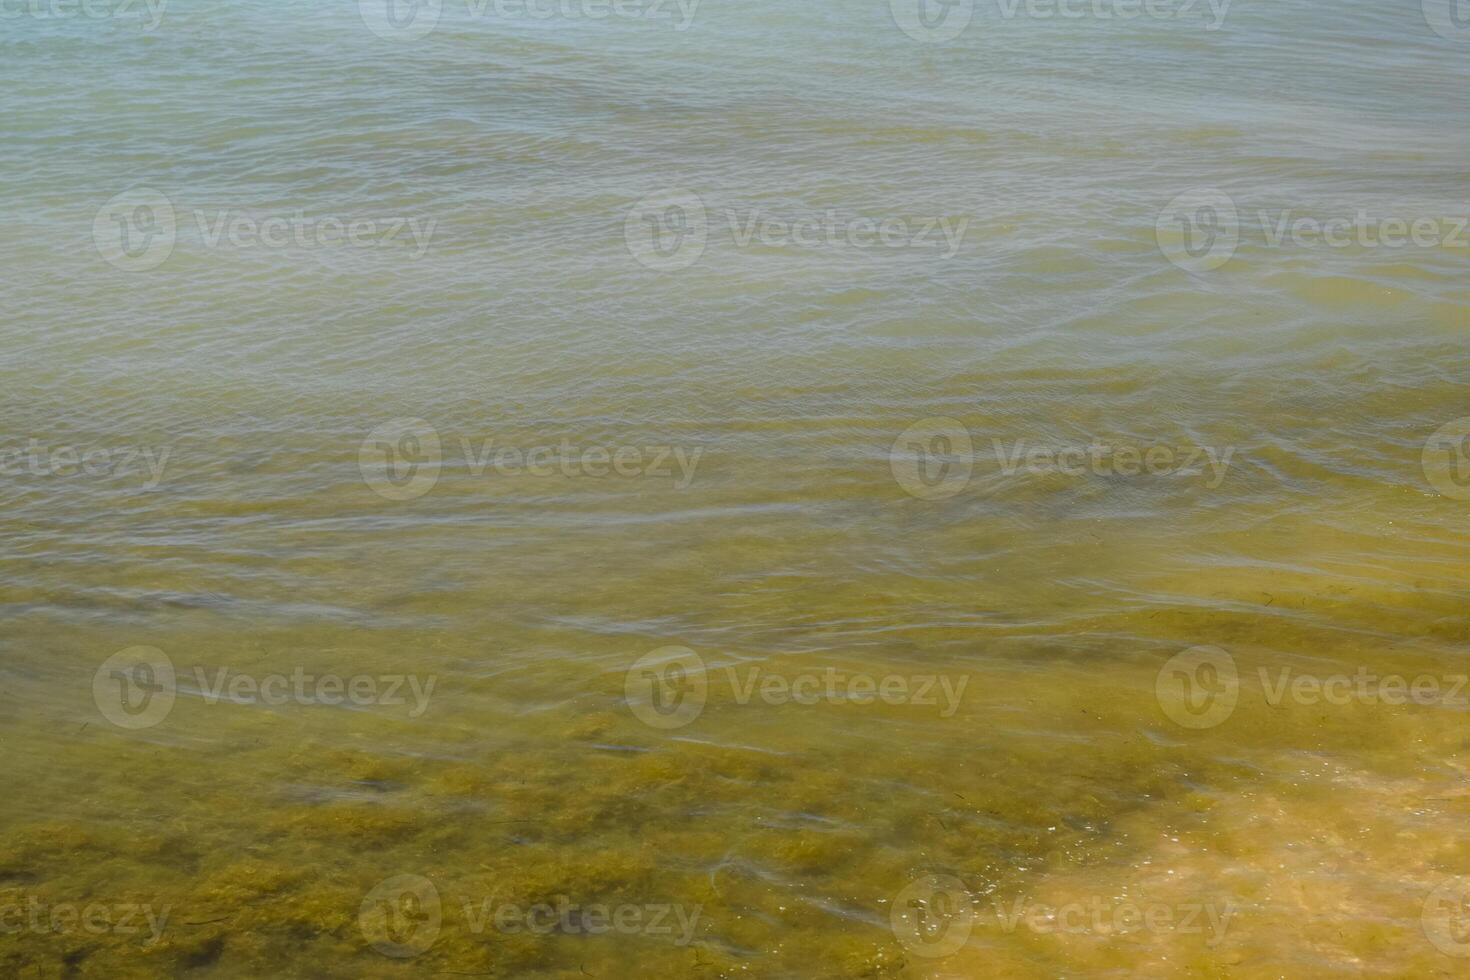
[3,0,1470,976]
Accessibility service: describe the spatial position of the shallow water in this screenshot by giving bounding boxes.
[3,0,1470,976]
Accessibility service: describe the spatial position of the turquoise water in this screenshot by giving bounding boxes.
[2,1,1470,976]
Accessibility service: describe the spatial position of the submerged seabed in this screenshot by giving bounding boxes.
[2,0,1470,976]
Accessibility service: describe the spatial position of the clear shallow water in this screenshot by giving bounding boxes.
[3,0,1470,976]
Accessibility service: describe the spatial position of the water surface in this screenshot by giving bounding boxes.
[2,0,1470,976]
